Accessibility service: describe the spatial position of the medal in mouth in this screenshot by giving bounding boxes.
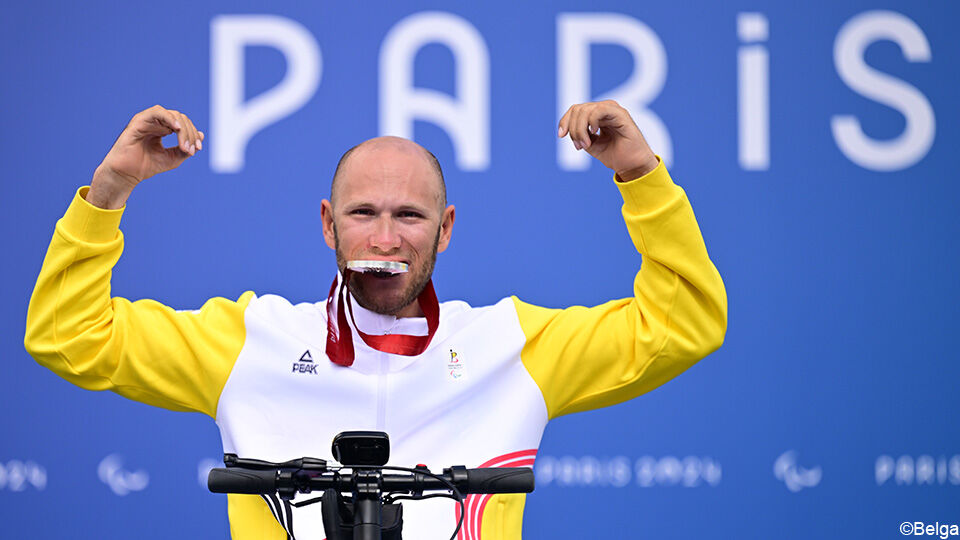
[346,260,409,278]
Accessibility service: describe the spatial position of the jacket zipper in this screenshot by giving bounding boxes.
[376,352,388,430]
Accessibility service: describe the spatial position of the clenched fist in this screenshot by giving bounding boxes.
[87,105,204,209]
[558,100,660,181]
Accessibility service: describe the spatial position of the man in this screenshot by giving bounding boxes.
[25,100,726,539]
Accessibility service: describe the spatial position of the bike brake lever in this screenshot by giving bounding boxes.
[223,453,328,472]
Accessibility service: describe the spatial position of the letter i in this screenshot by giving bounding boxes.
[737,13,770,170]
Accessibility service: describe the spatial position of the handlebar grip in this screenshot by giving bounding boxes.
[207,467,278,494]
[463,467,534,494]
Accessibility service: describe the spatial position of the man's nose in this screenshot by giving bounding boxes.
[369,216,401,251]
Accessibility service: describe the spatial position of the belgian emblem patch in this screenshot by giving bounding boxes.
[447,348,464,380]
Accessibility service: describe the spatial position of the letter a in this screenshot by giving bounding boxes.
[380,12,490,170]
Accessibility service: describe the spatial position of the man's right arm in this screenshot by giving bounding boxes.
[24,106,249,417]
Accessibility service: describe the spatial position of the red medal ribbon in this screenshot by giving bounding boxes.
[325,270,440,367]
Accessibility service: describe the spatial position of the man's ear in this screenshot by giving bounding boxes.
[321,199,336,249]
[437,204,456,253]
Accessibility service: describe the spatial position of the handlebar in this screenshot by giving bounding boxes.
[208,468,279,494]
[462,467,534,494]
[206,432,536,540]
[208,465,534,495]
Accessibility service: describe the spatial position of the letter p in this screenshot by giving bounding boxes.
[211,15,322,173]
[875,455,894,485]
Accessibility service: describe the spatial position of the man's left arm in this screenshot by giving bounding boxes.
[513,100,727,419]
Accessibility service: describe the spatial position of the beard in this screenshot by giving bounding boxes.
[334,226,440,316]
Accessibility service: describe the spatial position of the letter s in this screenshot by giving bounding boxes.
[831,10,934,172]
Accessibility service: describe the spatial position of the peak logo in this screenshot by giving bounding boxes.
[98,454,149,496]
[292,350,318,374]
[774,450,822,492]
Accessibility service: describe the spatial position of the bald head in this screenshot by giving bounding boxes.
[331,136,446,211]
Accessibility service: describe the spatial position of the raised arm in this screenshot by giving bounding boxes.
[86,104,204,209]
[514,100,727,419]
[24,106,248,417]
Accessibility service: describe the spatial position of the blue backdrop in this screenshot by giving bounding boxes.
[3,1,958,538]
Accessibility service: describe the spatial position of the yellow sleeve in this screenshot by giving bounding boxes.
[24,187,253,418]
[514,158,727,419]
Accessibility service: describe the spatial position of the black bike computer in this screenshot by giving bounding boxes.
[331,431,390,467]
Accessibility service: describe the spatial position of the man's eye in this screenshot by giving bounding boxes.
[351,209,374,216]
[399,211,423,218]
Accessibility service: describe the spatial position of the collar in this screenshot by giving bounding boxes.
[325,270,440,367]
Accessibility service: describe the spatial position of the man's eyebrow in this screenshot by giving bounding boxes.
[339,201,372,210]
[340,201,433,213]
[396,203,431,213]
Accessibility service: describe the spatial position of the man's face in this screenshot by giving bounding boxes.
[321,139,455,318]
